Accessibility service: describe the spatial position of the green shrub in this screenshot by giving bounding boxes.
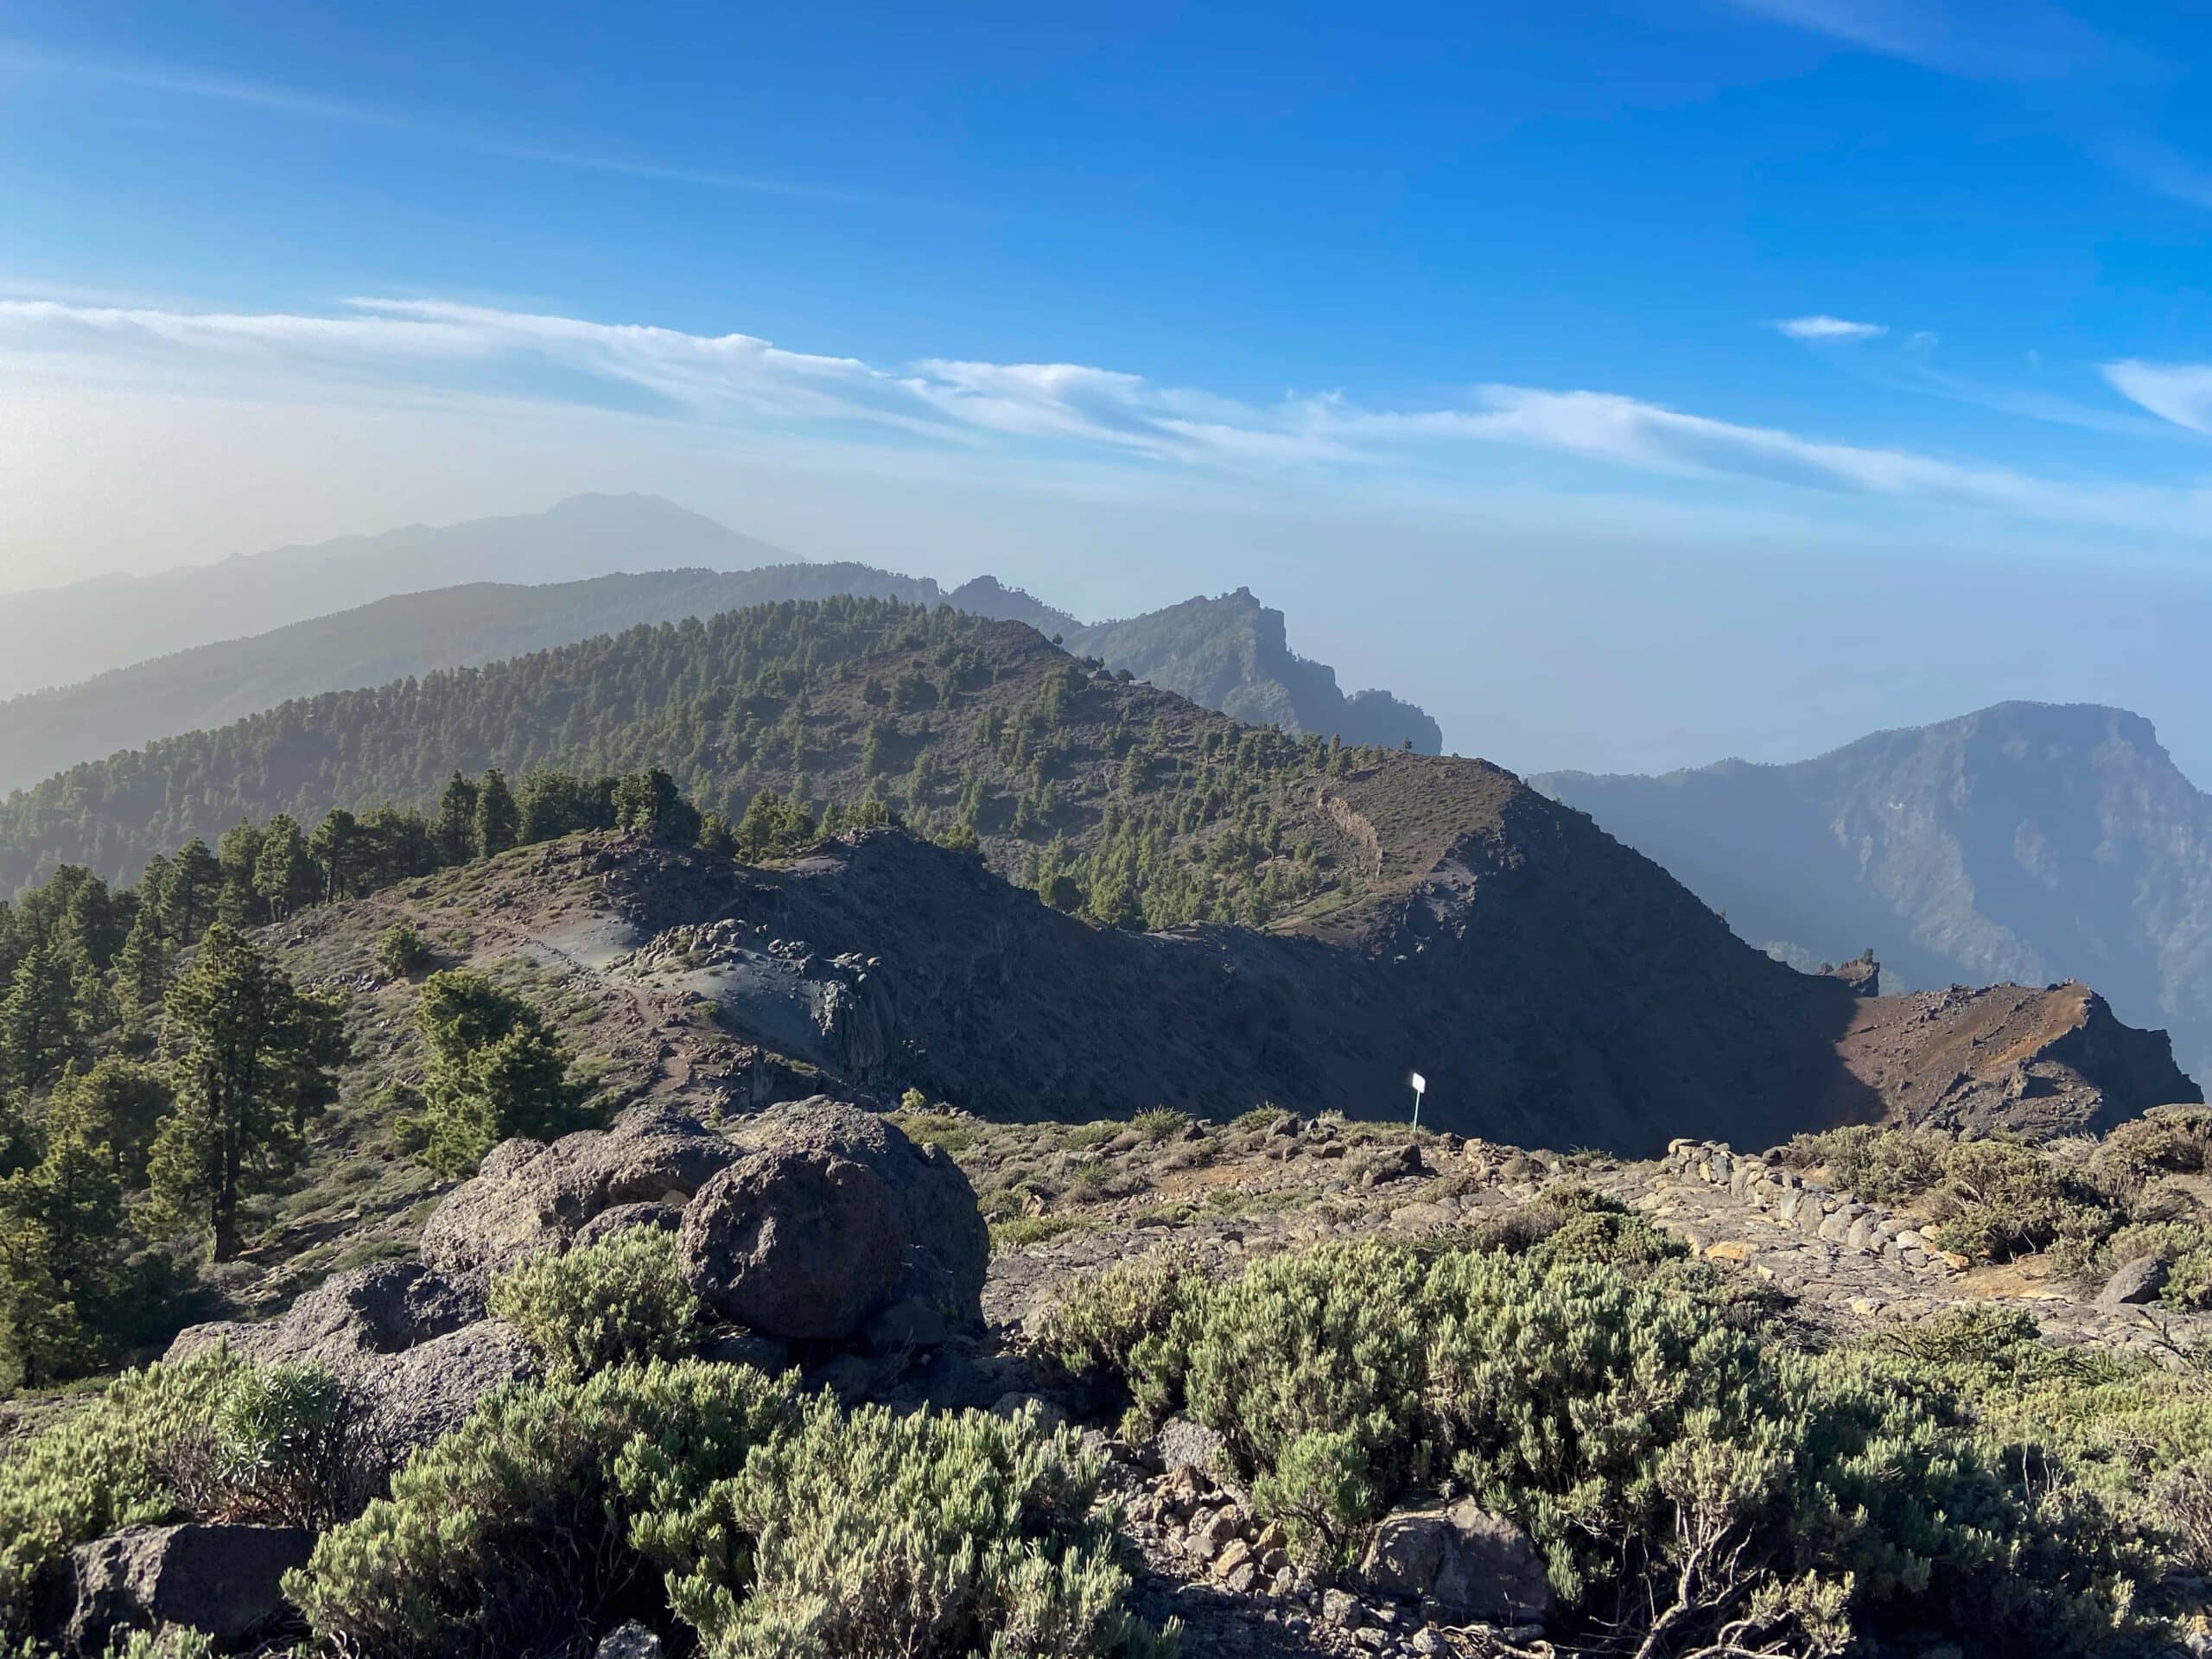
[2095,1110,2212,1181]
[1032,1248,1200,1408]
[0,1349,373,1632]
[374,922,432,979]
[489,1230,699,1376]
[1062,1235,2151,1655]
[1928,1139,2113,1262]
[1131,1109,1189,1144]
[291,1359,798,1659]
[1781,1124,1950,1204]
[645,1395,1176,1658]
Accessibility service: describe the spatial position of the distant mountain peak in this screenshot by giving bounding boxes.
[1538,698,2212,1085]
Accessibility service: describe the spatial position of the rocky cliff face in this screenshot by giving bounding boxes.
[948,580,1442,752]
[1537,701,2212,1087]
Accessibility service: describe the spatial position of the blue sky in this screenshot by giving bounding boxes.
[8,0,2212,776]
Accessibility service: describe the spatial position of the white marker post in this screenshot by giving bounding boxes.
[1409,1071,1427,1128]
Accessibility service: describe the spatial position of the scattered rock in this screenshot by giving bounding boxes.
[679,1097,986,1342]
[2098,1255,2171,1307]
[1154,1415,1229,1479]
[1358,1498,1552,1625]
[594,1621,664,1659]
[52,1524,313,1653]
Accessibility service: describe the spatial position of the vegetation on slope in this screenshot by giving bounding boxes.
[0,598,1417,931]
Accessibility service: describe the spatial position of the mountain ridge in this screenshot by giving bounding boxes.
[1536,698,2212,1084]
[0,524,1440,790]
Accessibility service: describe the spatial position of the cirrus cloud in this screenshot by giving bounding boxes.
[1773,315,1888,341]
[3,293,2209,541]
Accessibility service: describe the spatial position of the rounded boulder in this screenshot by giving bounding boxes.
[678,1096,986,1342]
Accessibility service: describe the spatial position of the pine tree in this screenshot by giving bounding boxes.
[252,813,315,921]
[308,808,364,903]
[474,769,519,859]
[396,969,585,1177]
[0,945,78,1091]
[147,925,346,1260]
[436,771,480,865]
[164,838,223,944]
[111,908,170,1043]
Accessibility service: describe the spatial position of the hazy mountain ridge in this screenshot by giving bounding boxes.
[0,493,793,702]
[0,505,1442,790]
[1537,700,2212,1083]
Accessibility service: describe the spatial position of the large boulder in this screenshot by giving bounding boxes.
[51,1523,313,1652]
[1359,1498,1551,1624]
[420,1108,742,1279]
[678,1097,987,1342]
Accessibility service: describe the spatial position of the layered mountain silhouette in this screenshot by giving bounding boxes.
[0,504,1438,791]
[0,493,787,702]
[1537,701,2212,1084]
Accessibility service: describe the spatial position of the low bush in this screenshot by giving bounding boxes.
[374,922,432,979]
[1046,1235,2158,1655]
[644,1395,1177,1658]
[1781,1123,1950,1204]
[1927,1138,2114,1262]
[0,1350,375,1633]
[291,1359,799,1659]
[488,1230,699,1376]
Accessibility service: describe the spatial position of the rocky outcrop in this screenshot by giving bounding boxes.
[678,1097,987,1341]
[1830,981,2197,1138]
[165,1262,535,1457]
[418,1108,741,1279]
[166,1261,480,1369]
[1358,1499,1552,1625]
[49,1523,313,1652]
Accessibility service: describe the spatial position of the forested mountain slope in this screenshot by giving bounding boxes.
[1537,701,2212,1084]
[0,567,1439,792]
[0,601,2185,1149]
[0,493,787,700]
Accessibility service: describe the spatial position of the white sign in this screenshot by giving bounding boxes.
[1409,1072,1427,1094]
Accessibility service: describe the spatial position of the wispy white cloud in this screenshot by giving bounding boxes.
[1723,0,2111,79]
[5,293,2211,539]
[0,41,879,203]
[2104,360,2212,435]
[1773,315,1887,341]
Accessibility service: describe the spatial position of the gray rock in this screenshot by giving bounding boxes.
[572,1201,683,1249]
[163,1260,480,1370]
[1154,1414,1229,1478]
[678,1097,986,1342]
[422,1109,742,1279]
[1359,1498,1551,1625]
[370,1319,537,1454]
[594,1622,663,1659]
[54,1524,313,1652]
[2099,1254,2172,1306]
